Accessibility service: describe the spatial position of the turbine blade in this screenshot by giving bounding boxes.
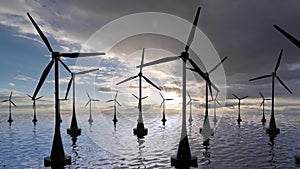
[208,56,228,74]
[208,80,213,100]
[116,75,138,85]
[187,58,209,82]
[241,96,248,100]
[274,49,283,73]
[216,100,221,106]
[65,77,73,100]
[249,74,272,81]
[33,60,54,99]
[92,99,100,101]
[27,94,33,99]
[159,92,164,99]
[187,92,191,99]
[232,94,239,100]
[84,101,90,107]
[215,92,219,100]
[116,100,121,106]
[136,56,180,68]
[210,80,220,92]
[75,68,98,75]
[275,75,292,94]
[259,91,264,99]
[27,13,53,52]
[36,96,43,100]
[2,100,9,102]
[141,96,148,100]
[58,59,71,74]
[273,24,300,48]
[10,100,16,107]
[166,99,173,100]
[86,91,91,99]
[142,76,161,91]
[160,101,164,108]
[186,100,191,105]
[60,52,105,58]
[106,100,113,102]
[266,99,272,100]
[140,48,145,73]
[260,101,264,108]
[9,90,13,99]
[185,7,201,52]
[132,94,138,99]
[114,91,119,99]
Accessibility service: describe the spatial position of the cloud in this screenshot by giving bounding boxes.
[8,82,15,86]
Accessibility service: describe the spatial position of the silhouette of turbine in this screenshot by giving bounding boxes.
[85,91,100,124]
[136,7,214,168]
[259,91,271,125]
[27,94,43,125]
[249,49,292,135]
[187,92,199,124]
[232,94,248,125]
[159,92,173,126]
[27,12,104,167]
[64,66,99,137]
[2,90,16,126]
[106,91,121,127]
[209,92,221,126]
[117,48,161,138]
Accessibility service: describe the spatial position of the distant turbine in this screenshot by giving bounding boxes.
[136,7,213,168]
[232,94,248,124]
[117,48,161,138]
[106,91,121,127]
[27,94,43,125]
[64,67,98,137]
[249,49,292,135]
[259,92,271,125]
[186,92,199,124]
[159,92,173,126]
[2,90,16,126]
[209,92,221,126]
[273,24,300,48]
[27,12,104,167]
[85,91,100,124]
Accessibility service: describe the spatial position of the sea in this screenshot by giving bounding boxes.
[0,109,299,169]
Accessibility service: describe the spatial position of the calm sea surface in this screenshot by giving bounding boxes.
[0,110,300,169]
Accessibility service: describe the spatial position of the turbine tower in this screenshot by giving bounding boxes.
[27,94,43,125]
[249,49,292,135]
[116,48,161,138]
[187,92,199,123]
[159,92,173,126]
[27,13,104,167]
[85,92,100,124]
[106,91,121,127]
[2,90,16,126]
[273,24,300,48]
[136,7,216,168]
[232,94,248,124]
[259,92,271,125]
[64,66,99,137]
[210,92,221,126]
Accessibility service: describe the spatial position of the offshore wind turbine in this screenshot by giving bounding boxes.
[210,92,221,125]
[273,24,300,48]
[259,92,271,125]
[27,12,104,167]
[249,49,292,135]
[106,91,121,126]
[27,94,43,125]
[116,48,161,138]
[232,94,248,124]
[136,7,216,168]
[64,67,99,137]
[85,91,100,124]
[159,92,173,126]
[187,92,199,123]
[2,90,16,126]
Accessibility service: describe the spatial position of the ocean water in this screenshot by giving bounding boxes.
[0,110,300,169]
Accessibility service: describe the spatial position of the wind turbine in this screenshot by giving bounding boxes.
[85,91,100,124]
[187,92,199,123]
[249,49,292,135]
[259,92,271,125]
[64,67,99,137]
[106,91,121,127]
[159,92,173,126]
[136,7,216,168]
[189,56,226,134]
[27,94,43,125]
[232,94,248,124]
[27,12,104,167]
[116,48,161,138]
[2,90,16,126]
[210,92,221,125]
[273,24,300,48]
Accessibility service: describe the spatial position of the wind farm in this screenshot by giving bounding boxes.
[1,1,300,169]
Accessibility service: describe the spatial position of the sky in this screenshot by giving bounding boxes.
[1,0,300,117]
